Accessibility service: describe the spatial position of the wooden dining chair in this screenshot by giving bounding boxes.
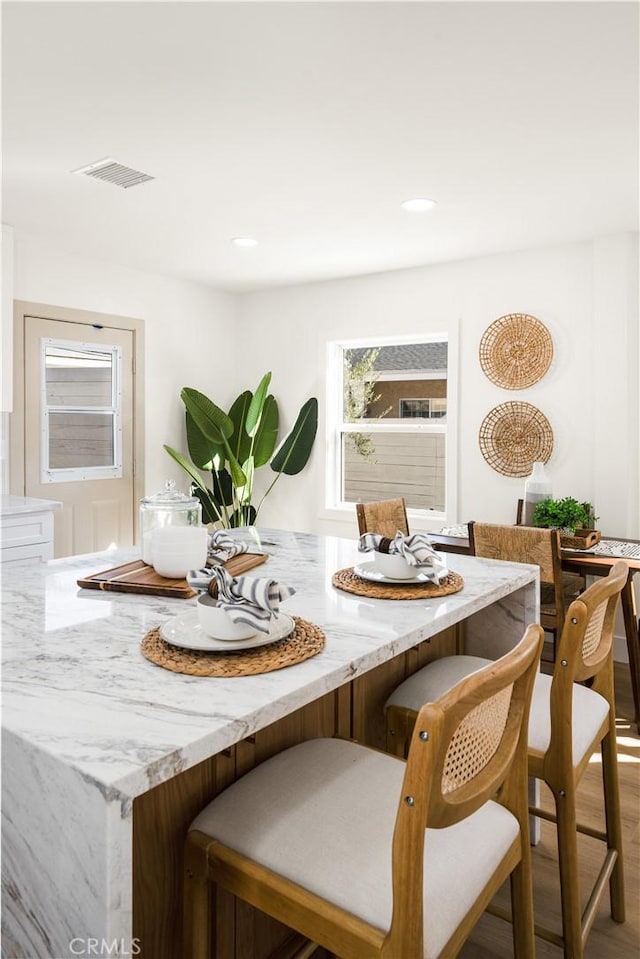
[384,560,628,959]
[469,521,578,661]
[356,497,409,539]
[515,499,586,610]
[184,625,543,959]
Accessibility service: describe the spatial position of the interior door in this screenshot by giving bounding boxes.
[23,314,135,557]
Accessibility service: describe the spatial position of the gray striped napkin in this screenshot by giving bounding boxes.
[186,530,253,590]
[358,531,447,582]
[206,566,296,633]
[207,529,248,564]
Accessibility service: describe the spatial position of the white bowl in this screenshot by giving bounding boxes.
[153,556,202,579]
[373,550,417,580]
[151,526,208,578]
[196,595,257,640]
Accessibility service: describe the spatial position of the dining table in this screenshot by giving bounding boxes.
[1,527,539,959]
[431,527,640,732]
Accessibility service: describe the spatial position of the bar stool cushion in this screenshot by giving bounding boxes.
[527,671,609,763]
[386,656,610,768]
[191,737,519,959]
[385,655,491,710]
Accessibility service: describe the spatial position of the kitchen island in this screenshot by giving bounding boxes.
[1,528,538,959]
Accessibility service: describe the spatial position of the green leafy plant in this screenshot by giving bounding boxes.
[164,372,318,528]
[532,497,598,534]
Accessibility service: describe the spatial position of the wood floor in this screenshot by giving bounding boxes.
[459,662,640,959]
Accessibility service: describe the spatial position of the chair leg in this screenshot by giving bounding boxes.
[601,729,626,922]
[510,852,535,959]
[554,781,584,959]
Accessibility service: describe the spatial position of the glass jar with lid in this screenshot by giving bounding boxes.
[139,480,202,564]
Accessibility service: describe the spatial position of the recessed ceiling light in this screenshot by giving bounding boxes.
[232,236,258,248]
[401,198,437,212]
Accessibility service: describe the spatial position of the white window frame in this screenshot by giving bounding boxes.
[325,330,459,527]
[40,337,124,483]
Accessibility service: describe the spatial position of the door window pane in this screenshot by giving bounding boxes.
[48,412,115,469]
[45,346,114,407]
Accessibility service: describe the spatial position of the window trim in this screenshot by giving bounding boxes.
[40,336,124,483]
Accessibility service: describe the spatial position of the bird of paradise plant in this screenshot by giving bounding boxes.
[164,372,318,528]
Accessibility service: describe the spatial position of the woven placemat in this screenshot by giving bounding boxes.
[140,616,325,677]
[479,313,553,389]
[478,401,553,477]
[332,568,464,600]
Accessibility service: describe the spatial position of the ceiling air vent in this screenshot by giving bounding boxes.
[72,157,154,189]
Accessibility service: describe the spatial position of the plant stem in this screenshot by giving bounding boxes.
[254,471,283,521]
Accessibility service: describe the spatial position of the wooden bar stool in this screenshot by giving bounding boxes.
[184,626,543,959]
[384,560,628,959]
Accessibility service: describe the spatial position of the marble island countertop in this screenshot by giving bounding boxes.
[1,528,538,803]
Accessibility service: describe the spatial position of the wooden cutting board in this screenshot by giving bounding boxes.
[77,552,268,599]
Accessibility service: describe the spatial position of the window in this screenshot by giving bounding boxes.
[327,336,453,517]
[40,338,123,482]
[399,398,447,419]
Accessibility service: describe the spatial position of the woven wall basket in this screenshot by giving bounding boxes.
[479,401,554,477]
[479,313,553,389]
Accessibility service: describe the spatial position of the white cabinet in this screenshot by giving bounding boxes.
[0,495,62,565]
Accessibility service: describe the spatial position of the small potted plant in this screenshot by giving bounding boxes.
[532,497,600,549]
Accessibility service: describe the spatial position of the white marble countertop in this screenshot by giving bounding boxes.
[0,493,63,515]
[1,527,538,802]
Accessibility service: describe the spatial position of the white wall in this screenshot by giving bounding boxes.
[237,233,639,541]
[11,231,238,498]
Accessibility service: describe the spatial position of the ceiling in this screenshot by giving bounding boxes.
[2,1,638,294]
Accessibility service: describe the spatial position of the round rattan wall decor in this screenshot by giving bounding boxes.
[479,402,553,477]
[479,313,553,389]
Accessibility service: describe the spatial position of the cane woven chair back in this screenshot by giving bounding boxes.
[559,562,624,682]
[416,625,542,830]
[547,560,627,756]
[356,498,409,539]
